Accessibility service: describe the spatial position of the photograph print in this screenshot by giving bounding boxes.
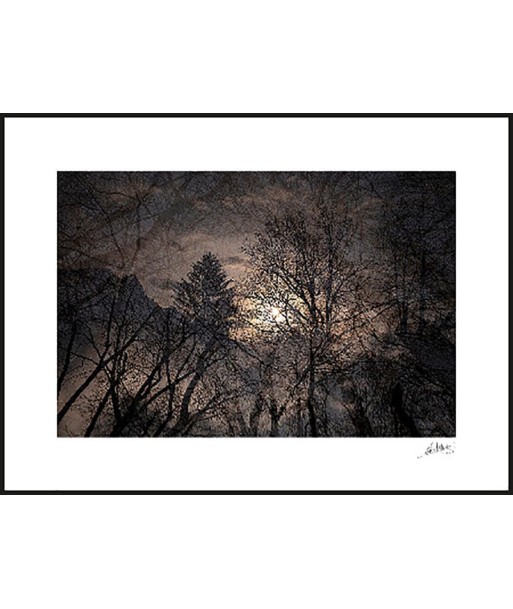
[57,171,455,438]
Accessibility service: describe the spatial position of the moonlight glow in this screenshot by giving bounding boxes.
[270,306,285,323]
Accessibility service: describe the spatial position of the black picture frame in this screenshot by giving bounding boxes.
[1,113,510,495]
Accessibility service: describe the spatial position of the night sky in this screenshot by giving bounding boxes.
[59,172,318,305]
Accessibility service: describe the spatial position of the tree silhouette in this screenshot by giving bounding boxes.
[245,198,360,436]
[174,252,236,342]
[166,253,239,435]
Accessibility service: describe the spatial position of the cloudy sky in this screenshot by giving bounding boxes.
[58,172,345,305]
[58,171,454,308]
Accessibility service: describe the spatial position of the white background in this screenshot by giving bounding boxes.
[0,496,510,609]
[1,1,512,113]
[4,117,509,491]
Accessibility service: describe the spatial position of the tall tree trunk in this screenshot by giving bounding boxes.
[249,395,264,437]
[417,250,427,335]
[58,321,77,395]
[306,347,318,437]
[175,370,202,433]
[84,387,112,437]
[391,383,420,437]
[295,398,304,437]
[173,342,215,435]
[269,399,284,437]
[153,383,177,437]
[397,302,409,334]
[349,399,374,437]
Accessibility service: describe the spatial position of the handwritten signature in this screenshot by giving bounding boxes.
[417,441,455,459]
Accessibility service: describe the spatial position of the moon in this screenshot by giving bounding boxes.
[270,306,285,323]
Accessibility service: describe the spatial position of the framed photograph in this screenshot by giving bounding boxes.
[2,114,510,492]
